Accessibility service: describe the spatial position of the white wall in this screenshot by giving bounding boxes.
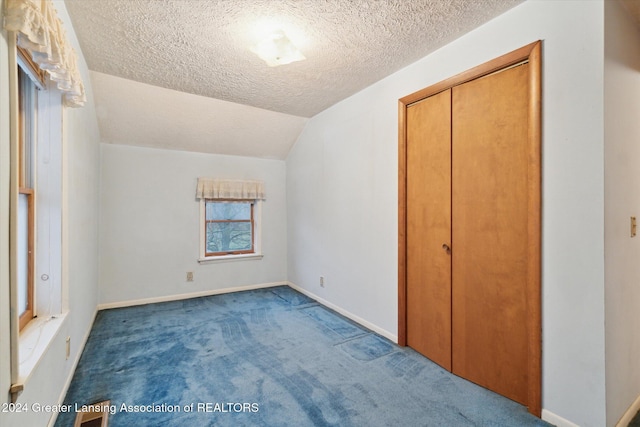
[99,144,287,305]
[604,1,640,426]
[0,2,101,427]
[0,0,12,414]
[287,1,607,426]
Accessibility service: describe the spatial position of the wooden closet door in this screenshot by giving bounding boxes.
[406,89,452,371]
[451,63,530,405]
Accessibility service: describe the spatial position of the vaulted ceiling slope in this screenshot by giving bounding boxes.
[91,71,308,159]
[65,0,523,159]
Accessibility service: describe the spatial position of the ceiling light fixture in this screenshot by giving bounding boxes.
[251,29,305,67]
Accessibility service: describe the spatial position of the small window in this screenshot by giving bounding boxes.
[204,200,254,256]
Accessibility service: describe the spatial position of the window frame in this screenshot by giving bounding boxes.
[16,58,39,332]
[16,46,46,88]
[17,188,34,331]
[199,198,263,263]
[204,199,255,257]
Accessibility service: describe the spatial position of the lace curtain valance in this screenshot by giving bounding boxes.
[196,178,266,200]
[4,0,86,107]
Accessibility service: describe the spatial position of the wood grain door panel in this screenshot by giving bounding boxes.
[451,64,530,405]
[406,89,452,371]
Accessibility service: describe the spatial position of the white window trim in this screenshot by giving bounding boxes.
[18,312,68,385]
[198,199,263,264]
[35,77,63,318]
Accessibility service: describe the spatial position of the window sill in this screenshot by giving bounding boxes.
[198,253,263,264]
[18,312,68,385]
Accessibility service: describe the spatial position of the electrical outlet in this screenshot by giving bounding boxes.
[66,336,70,360]
[320,276,325,287]
[186,272,194,282]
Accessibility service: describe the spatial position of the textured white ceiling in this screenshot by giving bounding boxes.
[64,0,524,159]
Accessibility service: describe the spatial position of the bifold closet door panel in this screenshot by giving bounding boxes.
[451,64,530,405]
[406,89,452,371]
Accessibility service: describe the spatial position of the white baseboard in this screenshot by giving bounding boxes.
[616,394,640,427]
[48,308,98,427]
[97,282,287,310]
[541,409,580,427]
[286,281,398,343]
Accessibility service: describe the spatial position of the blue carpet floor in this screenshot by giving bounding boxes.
[55,286,551,426]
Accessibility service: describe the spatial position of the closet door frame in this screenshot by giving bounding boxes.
[397,40,542,416]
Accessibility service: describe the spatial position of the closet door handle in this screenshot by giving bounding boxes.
[442,244,451,254]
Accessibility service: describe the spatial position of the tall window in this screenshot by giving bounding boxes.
[204,200,255,256]
[17,62,38,331]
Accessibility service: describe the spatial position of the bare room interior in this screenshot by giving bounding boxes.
[1,1,640,426]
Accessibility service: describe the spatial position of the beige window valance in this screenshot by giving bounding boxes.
[196,178,266,200]
[4,0,86,107]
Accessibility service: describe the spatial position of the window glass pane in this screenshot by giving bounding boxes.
[18,66,36,189]
[206,202,251,220]
[18,194,29,315]
[206,222,252,253]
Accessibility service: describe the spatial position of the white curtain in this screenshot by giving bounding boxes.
[196,178,266,200]
[4,0,86,107]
